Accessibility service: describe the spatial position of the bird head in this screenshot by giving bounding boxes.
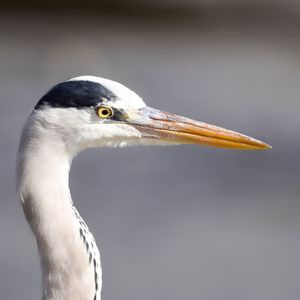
[30,75,270,156]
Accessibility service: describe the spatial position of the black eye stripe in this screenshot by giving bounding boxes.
[35,81,117,109]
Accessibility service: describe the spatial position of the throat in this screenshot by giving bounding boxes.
[17,128,102,300]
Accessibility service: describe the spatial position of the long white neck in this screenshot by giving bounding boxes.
[17,113,102,300]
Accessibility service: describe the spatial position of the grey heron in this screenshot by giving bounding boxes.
[16,76,270,300]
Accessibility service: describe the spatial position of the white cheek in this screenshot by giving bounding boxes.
[79,124,143,149]
[98,124,142,139]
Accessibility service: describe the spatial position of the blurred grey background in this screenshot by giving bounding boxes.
[1,1,300,299]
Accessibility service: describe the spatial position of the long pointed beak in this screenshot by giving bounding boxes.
[131,107,271,150]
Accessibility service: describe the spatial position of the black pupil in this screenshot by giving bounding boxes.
[102,109,109,116]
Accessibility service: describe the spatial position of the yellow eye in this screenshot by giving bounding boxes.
[97,106,114,119]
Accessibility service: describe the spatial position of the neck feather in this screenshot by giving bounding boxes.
[17,114,101,300]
